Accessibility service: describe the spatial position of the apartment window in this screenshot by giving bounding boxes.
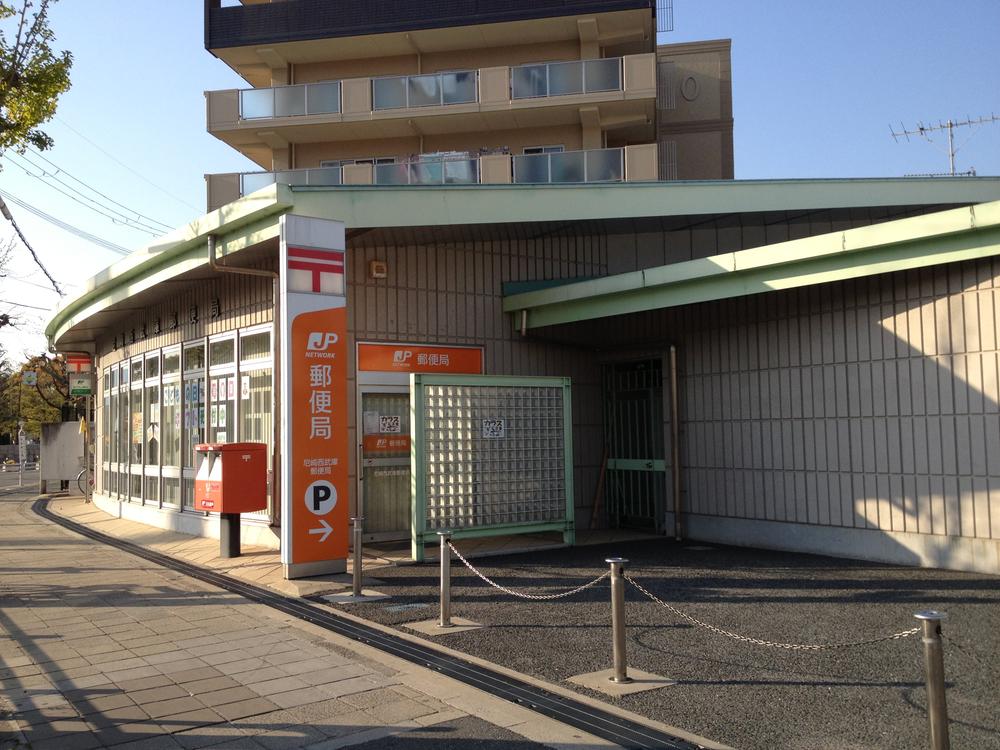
[523,146,564,155]
[320,157,395,168]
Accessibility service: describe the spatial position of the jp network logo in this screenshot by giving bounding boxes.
[307,333,339,351]
[392,350,413,365]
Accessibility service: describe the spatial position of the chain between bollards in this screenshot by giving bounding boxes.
[351,517,364,598]
[438,531,452,628]
[915,611,950,750]
[606,557,631,684]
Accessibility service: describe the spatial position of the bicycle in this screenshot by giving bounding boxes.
[76,467,94,501]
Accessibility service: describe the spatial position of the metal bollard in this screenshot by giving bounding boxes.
[914,611,950,750]
[606,557,631,684]
[351,516,364,598]
[438,531,452,628]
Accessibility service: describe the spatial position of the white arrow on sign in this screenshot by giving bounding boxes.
[308,519,333,543]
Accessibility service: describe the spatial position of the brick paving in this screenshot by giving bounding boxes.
[0,493,620,749]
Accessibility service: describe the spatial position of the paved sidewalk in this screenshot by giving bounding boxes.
[0,492,621,749]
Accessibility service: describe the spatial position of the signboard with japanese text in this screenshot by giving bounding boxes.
[279,215,349,577]
[356,342,483,374]
[69,374,92,397]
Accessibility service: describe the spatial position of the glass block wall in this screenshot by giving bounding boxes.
[421,383,568,530]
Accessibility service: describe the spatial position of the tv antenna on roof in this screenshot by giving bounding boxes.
[891,114,1000,176]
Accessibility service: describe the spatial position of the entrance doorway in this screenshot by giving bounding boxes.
[358,387,411,541]
[602,359,666,531]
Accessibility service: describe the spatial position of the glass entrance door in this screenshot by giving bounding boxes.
[359,389,411,541]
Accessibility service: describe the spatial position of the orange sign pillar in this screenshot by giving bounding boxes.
[279,215,350,579]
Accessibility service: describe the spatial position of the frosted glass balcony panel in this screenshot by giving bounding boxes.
[305,167,343,186]
[240,89,274,119]
[442,72,476,104]
[409,161,443,184]
[512,153,550,183]
[240,172,276,194]
[374,163,409,184]
[444,159,478,184]
[549,151,586,183]
[586,149,623,181]
[585,58,621,92]
[305,82,341,114]
[373,78,407,110]
[511,65,548,98]
[407,74,442,107]
[274,85,306,117]
[547,62,584,96]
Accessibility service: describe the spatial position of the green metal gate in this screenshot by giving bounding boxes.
[603,359,666,531]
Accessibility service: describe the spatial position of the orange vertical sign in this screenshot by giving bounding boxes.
[289,307,349,564]
[279,215,350,578]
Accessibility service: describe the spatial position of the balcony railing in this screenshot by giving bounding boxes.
[513,148,623,183]
[374,158,480,185]
[209,144,659,210]
[372,71,478,111]
[511,58,622,99]
[239,81,341,119]
[240,166,342,196]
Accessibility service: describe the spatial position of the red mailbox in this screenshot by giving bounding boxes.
[194,442,267,514]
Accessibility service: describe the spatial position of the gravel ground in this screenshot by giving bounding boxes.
[340,540,1000,750]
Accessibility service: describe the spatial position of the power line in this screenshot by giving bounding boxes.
[55,116,202,213]
[0,188,131,256]
[0,196,63,296]
[0,299,50,311]
[4,153,165,236]
[24,148,174,232]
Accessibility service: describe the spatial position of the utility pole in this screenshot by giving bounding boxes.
[890,114,1000,176]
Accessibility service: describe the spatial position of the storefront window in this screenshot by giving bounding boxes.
[144,383,160,467]
[130,386,143,465]
[184,344,205,372]
[161,378,181,468]
[109,372,118,465]
[209,338,235,367]
[118,363,129,497]
[182,341,206,509]
[240,331,270,362]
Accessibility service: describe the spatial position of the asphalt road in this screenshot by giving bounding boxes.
[338,538,1000,750]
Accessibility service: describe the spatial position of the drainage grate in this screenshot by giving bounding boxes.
[34,499,703,750]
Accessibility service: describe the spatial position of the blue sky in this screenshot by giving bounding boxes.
[1,0,998,357]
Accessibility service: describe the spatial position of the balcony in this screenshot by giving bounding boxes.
[372,71,478,111]
[205,144,658,211]
[511,58,622,99]
[205,54,656,164]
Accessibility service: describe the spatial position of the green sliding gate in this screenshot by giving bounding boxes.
[410,374,575,561]
[603,359,666,531]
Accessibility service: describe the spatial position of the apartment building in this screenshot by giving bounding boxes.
[203,0,733,211]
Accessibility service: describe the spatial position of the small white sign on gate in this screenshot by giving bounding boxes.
[481,418,506,439]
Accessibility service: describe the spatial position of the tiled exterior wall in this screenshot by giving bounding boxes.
[347,226,609,519]
[676,258,1000,544]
